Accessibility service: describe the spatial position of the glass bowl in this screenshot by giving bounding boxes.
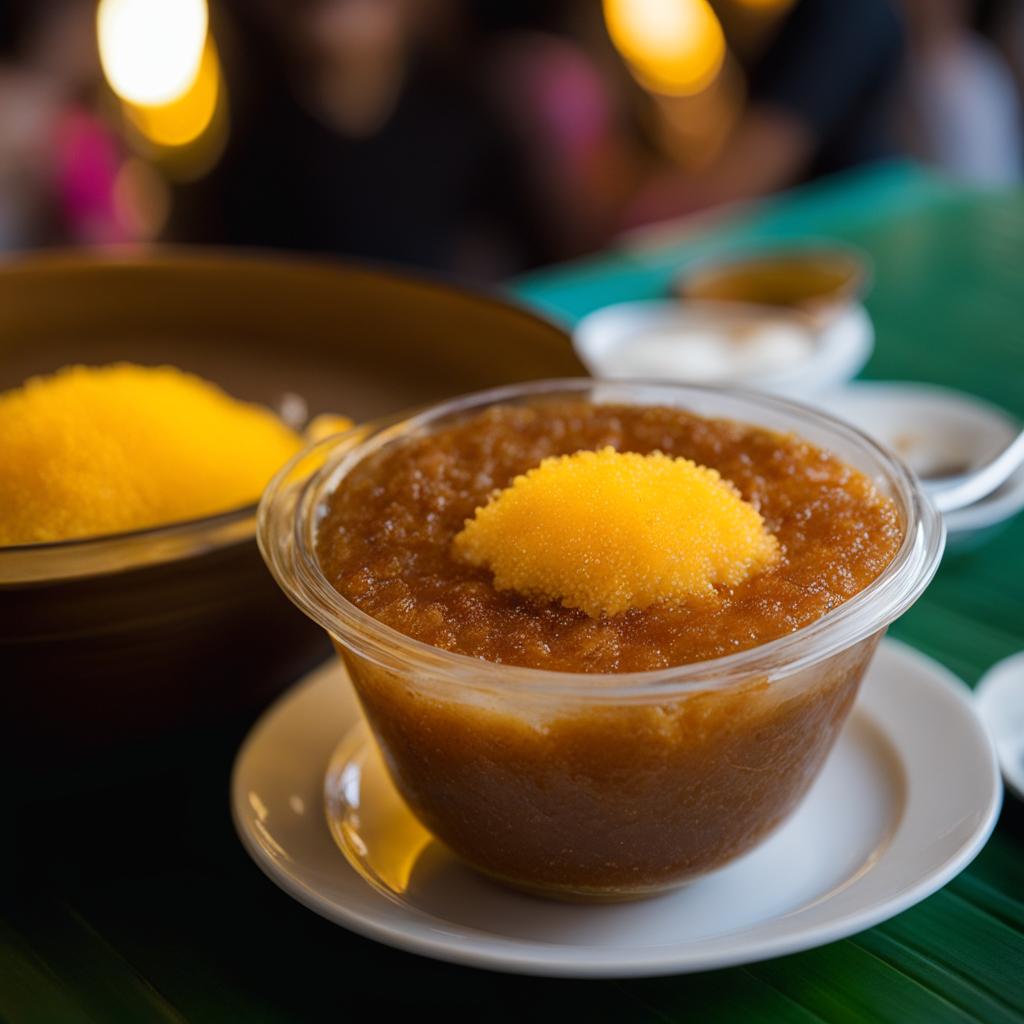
[259,379,945,901]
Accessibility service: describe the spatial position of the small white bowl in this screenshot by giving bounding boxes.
[812,381,1024,550]
[975,650,1024,802]
[573,299,873,398]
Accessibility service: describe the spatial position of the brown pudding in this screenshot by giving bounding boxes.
[315,399,903,897]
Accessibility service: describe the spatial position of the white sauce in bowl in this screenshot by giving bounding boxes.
[572,300,873,397]
[597,321,815,382]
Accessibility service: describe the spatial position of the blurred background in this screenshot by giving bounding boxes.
[1,0,1021,281]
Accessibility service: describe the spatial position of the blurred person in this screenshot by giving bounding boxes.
[173,0,549,279]
[901,0,1022,185]
[981,0,1024,106]
[469,0,909,241]
[0,64,58,248]
[483,28,633,257]
[616,0,908,226]
[0,0,126,248]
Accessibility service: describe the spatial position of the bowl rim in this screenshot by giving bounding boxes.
[0,503,258,585]
[258,377,946,700]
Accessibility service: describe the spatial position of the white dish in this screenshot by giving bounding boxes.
[812,381,1024,548]
[572,300,873,397]
[976,650,1024,801]
[232,639,1000,978]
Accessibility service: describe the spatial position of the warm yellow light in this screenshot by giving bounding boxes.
[126,37,220,147]
[650,56,745,168]
[603,0,726,96]
[97,0,208,106]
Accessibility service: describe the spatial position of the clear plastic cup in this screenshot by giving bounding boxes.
[259,380,944,900]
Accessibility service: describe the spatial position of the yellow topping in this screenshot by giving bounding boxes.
[305,412,355,442]
[0,363,304,545]
[453,446,778,618]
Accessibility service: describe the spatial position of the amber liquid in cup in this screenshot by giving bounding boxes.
[335,636,878,899]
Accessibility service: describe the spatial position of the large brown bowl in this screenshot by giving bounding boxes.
[0,249,581,767]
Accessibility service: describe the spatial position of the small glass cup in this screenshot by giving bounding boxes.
[259,379,944,901]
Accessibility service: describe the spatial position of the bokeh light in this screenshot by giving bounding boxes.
[125,37,221,148]
[603,0,726,97]
[731,0,794,9]
[97,0,208,106]
[651,56,745,168]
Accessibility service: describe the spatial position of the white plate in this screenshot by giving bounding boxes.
[572,299,873,397]
[231,639,1001,978]
[813,381,1024,548]
[976,650,1024,801]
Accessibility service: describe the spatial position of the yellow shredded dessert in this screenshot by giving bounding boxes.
[306,413,357,442]
[453,446,779,617]
[0,363,306,545]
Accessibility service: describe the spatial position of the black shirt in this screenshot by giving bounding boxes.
[746,0,906,174]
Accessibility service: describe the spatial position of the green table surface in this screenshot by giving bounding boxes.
[7,163,1024,1022]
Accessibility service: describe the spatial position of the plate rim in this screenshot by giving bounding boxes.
[231,638,1002,977]
[975,649,1024,801]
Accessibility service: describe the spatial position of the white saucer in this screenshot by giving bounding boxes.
[976,651,1024,801]
[813,381,1024,550]
[231,639,1001,978]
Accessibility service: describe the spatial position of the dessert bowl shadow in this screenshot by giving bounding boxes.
[259,379,945,900]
